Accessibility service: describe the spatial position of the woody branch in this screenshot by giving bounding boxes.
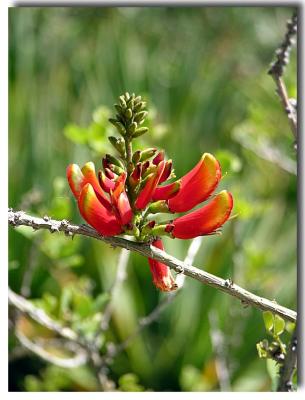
[8,209,297,323]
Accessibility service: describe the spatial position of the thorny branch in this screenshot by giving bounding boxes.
[8,209,297,323]
[277,325,297,392]
[268,11,298,391]
[268,11,297,141]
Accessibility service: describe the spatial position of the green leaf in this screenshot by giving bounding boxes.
[263,311,274,333]
[274,315,285,336]
[285,321,296,334]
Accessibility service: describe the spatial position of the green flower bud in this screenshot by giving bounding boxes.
[134,111,148,123]
[129,121,138,134]
[119,96,127,108]
[147,200,169,214]
[109,118,126,136]
[133,127,149,138]
[134,101,146,112]
[139,148,157,161]
[108,136,126,157]
[125,108,133,119]
[105,154,125,169]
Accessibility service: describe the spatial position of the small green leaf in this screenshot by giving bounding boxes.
[285,321,296,334]
[263,311,274,332]
[274,315,285,336]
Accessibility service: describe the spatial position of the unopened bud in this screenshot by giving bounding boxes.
[125,108,133,119]
[148,200,169,214]
[133,127,149,138]
[108,136,126,156]
[129,121,138,134]
[134,111,148,123]
[109,118,126,136]
[105,154,125,170]
[139,148,157,162]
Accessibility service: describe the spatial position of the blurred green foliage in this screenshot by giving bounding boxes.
[9,7,296,392]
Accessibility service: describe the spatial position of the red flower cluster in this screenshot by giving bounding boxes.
[67,150,233,292]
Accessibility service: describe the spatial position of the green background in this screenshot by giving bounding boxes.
[9,7,297,392]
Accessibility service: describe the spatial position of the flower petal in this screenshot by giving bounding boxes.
[172,191,233,239]
[158,159,173,184]
[148,239,177,292]
[135,161,165,210]
[81,162,112,210]
[110,172,132,226]
[66,164,84,198]
[168,153,221,213]
[78,183,122,236]
[152,180,181,201]
[98,170,115,193]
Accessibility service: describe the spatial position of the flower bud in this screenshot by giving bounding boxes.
[134,111,148,123]
[139,148,157,162]
[132,127,149,138]
[147,200,169,214]
[108,136,126,157]
[129,121,138,134]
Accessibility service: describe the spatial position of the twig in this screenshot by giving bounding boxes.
[277,324,297,391]
[8,287,80,342]
[100,248,130,332]
[9,287,115,390]
[268,11,297,140]
[15,331,88,368]
[8,209,297,323]
[208,312,231,391]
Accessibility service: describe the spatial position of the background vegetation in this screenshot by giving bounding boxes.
[9,7,297,392]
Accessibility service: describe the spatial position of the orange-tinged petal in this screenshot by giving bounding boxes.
[135,161,165,210]
[81,162,112,210]
[168,153,221,213]
[66,164,84,198]
[148,239,177,292]
[78,183,122,236]
[172,191,233,239]
[152,180,181,201]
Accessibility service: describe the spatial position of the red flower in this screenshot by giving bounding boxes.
[66,161,132,236]
[169,191,233,239]
[167,153,221,213]
[148,239,177,291]
[67,150,233,292]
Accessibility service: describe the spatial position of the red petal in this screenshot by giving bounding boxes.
[98,170,115,193]
[172,191,233,239]
[78,183,122,236]
[168,153,221,213]
[148,239,177,291]
[152,180,181,201]
[117,192,133,226]
[135,161,165,210]
[158,160,173,184]
[152,151,165,166]
[110,172,132,226]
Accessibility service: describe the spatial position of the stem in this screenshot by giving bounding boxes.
[8,209,297,323]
